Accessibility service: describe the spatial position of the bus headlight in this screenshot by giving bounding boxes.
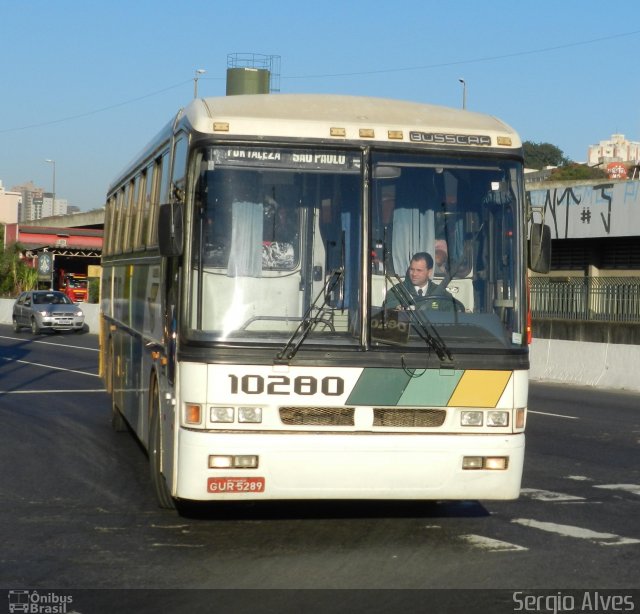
[484,456,509,470]
[210,406,234,423]
[208,455,259,469]
[487,411,509,427]
[462,456,484,469]
[238,407,262,423]
[461,411,483,426]
[462,456,509,470]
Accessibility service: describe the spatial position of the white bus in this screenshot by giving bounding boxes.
[101,93,550,509]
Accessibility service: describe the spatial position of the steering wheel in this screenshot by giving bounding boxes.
[417,295,465,313]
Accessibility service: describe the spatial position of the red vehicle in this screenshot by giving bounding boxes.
[59,271,88,302]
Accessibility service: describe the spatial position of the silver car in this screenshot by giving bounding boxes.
[12,290,85,334]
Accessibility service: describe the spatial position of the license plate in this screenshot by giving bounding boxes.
[59,319,72,324]
[207,477,265,494]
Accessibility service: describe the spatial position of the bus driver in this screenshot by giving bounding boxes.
[384,251,440,309]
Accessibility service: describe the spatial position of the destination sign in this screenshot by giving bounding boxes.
[409,132,492,146]
[211,147,361,172]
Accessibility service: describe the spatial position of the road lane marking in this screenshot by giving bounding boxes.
[0,356,100,377]
[594,484,640,496]
[528,410,579,420]
[460,534,528,552]
[0,389,105,394]
[566,475,592,481]
[0,334,99,352]
[151,542,204,548]
[512,518,640,546]
[520,488,586,502]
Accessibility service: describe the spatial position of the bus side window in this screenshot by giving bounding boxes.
[140,162,154,249]
[171,136,188,191]
[148,151,170,248]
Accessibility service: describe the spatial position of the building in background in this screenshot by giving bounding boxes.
[587,134,640,169]
[10,181,69,222]
[43,193,68,217]
[0,180,21,224]
[12,181,43,222]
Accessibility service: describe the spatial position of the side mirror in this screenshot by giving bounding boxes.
[529,222,551,274]
[158,202,184,257]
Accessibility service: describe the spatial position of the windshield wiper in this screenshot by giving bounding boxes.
[274,268,343,364]
[382,272,453,363]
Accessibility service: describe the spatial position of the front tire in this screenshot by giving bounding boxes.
[149,378,175,510]
[30,318,40,335]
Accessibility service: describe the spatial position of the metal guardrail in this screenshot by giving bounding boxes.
[530,276,640,323]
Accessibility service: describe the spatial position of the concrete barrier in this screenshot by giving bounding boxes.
[529,337,640,392]
[1,298,638,392]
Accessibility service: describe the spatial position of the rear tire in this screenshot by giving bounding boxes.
[149,378,176,510]
[12,318,21,333]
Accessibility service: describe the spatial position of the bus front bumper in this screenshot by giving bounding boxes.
[173,429,525,502]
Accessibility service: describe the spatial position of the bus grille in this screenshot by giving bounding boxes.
[373,407,446,428]
[279,406,355,426]
[277,406,446,428]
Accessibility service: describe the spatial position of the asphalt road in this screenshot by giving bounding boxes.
[0,325,638,613]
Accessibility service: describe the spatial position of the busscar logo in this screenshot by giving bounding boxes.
[409,131,492,146]
[7,590,73,614]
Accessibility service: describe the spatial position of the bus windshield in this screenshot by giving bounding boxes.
[187,145,362,345]
[186,145,524,351]
[370,152,523,350]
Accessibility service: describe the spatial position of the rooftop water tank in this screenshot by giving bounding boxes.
[226,67,270,96]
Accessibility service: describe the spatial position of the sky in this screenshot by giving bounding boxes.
[1,0,639,211]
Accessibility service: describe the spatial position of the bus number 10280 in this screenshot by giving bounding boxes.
[228,374,345,396]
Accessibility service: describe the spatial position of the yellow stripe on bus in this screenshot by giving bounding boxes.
[448,370,511,408]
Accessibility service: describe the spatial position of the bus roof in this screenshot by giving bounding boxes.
[186,93,521,149]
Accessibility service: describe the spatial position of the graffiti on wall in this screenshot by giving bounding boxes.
[528,180,640,239]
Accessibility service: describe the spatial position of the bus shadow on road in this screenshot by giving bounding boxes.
[0,336,43,393]
[175,498,490,521]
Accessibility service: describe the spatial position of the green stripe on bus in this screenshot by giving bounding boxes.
[398,369,464,406]
[346,368,412,405]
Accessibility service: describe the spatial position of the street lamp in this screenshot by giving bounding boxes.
[193,69,206,98]
[458,78,467,110]
[45,159,56,214]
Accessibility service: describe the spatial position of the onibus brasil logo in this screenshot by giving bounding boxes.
[7,591,73,613]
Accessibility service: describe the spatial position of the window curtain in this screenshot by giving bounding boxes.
[392,207,435,276]
[227,200,263,277]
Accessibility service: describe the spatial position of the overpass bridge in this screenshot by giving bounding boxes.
[25,208,105,230]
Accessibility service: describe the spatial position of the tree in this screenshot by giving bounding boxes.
[523,141,571,170]
[0,240,38,297]
[88,278,100,303]
[549,163,607,181]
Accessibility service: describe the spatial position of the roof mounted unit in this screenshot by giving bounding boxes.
[226,53,281,96]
